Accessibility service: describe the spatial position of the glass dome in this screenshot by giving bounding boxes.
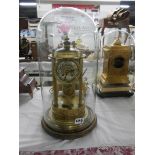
[37,7,99,139]
[96,29,135,97]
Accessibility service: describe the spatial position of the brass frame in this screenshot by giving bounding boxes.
[42,37,97,139]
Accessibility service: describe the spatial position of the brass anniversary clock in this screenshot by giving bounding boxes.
[96,30,135,97]
[37,7,98,139]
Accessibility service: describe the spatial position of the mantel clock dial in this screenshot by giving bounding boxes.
[56,60,79,82]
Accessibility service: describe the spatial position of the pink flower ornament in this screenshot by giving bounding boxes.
[58,23,70,34]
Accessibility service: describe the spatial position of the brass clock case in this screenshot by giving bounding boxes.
[97,39,134,97]
[41,39,97,139]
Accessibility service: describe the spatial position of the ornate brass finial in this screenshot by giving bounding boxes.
[64,35,70,50]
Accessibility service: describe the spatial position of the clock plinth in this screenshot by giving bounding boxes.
[41,107,97,139]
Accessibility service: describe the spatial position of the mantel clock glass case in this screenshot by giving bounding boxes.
[37,7,99,139]
[96,29,135,97]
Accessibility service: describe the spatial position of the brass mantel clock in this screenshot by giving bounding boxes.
[37,7,98,139]
[96,30,135,97]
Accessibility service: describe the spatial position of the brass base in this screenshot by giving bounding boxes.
[41,106,97,139]
[96,86,134,98]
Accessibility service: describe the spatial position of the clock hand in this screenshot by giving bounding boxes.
[64,73,67,80]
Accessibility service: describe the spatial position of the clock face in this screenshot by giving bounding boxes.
[56,60,79,82]
[113,57,125,68]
